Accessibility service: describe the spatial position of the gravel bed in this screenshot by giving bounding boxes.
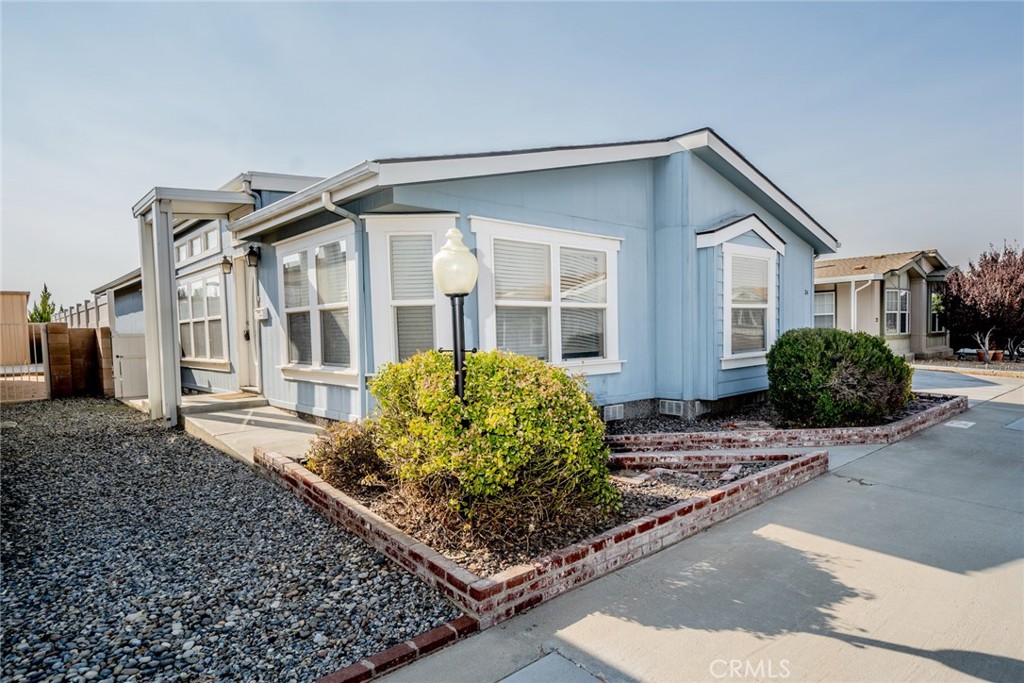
[1,398,460,683]
[606,393,956,436]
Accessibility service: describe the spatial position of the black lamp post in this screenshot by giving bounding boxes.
[432,228,479,400]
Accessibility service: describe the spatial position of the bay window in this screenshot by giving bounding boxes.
[473,216,621,375]
[176,269,225,362]
[276,222,358,382]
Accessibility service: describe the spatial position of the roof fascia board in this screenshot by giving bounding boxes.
[814,274,884,284]
[228,163,379,236]
[695,214,786,255]
[375,140,681,187]
[132,188,254,218]
[678,131,839,252]
[91,268,142,294]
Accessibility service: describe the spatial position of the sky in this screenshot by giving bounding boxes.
[2,1,1022,308]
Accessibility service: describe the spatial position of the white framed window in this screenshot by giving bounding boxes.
[174,222,221,266]
[722,242,777,368]
[366,214,457,368]
[176,268,227,363]
[275,221,359,385]
[813,291,836,329]
[928,282,945,333]
[885,289,910,335]
[472,216,622,376]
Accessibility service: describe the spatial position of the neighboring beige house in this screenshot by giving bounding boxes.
[813,250,954,360]
[0,291,31,365]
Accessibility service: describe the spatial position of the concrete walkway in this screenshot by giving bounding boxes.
[183,404,321,465]
[384,371,1024,683]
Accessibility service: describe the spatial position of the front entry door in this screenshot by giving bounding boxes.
[233,255,260,392]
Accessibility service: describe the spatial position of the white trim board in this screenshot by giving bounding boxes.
[696,214,786,255]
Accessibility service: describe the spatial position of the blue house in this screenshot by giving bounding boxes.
[133,129,838,426]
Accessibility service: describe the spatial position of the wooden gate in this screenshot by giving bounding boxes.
[112,333,147,398]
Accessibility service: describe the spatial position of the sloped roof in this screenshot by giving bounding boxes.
[815,251,928,279]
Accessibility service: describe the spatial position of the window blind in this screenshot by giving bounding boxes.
[732,309,766,353]
[283,252,309,308]
[731,256,768,304]
[560,248,606,304]
[390,235,434,300]
[320,310,350,366]
[496,307,549,359]
[494,240,551,301]
[208,320,223,359]
[190,282,205,318]
[206,279,221,317]
[193,321,207,358]
[561,308,604,359]
[395,306,434,361]
[288,312,312,363]
[316,241,348,305]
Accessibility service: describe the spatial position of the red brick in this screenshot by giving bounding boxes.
[315,660,373,683]
[513,594,543,615]
[366,642,416,675]
[411,625,457,656]
[468,579,500,600]
[447,615,479,638]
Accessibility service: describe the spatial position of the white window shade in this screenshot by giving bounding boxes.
[316,241,348,305]
[390,235,434,300]
[496,307,549,359]
[395,306,434,361]
[731,256,768,304]
[560,248,606,304]
[283,252,309,308]
[494,240,551,301]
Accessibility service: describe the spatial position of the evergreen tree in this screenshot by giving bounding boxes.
[28,284,57,323]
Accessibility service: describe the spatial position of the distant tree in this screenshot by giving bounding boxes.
[942,243,1024,362]
[27,284,57,323]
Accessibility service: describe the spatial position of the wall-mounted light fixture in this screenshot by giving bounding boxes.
[220,256,233,275]
[245,246,261,268]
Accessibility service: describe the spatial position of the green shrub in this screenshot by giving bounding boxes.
[767,328,913,428]
[369,350,619,521]
[305,419,386,489]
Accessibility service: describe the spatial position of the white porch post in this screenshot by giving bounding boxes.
[850,280,856,332]
[139,213,164,420]
[152,200,180,427]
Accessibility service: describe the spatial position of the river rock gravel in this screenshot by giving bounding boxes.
[1,398,460,683]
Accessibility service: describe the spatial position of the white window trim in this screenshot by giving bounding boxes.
[885,288,911,336]
[274,220,359,387]
[695,214,786,255]
[176,266,229,365]
[174,221,222,267]
[471,216,622,376]
[813,291,836,329]
[722,242,777,370]
[365,214,458,369]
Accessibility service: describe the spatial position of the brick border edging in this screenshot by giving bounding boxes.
[606,394,968,452]
[911,364,1024,379]
[253,448,828,631]
[315,615,478,683]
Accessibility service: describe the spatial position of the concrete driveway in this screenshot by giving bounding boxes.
[384,372,1024,683]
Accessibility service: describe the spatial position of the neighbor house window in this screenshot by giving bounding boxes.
[176,269,225,361]
[175,223,221,265]
[885,289,910,335]
[472,217,621,375]
[723,243,777,361]
[813,291,836,328]
[928,282,945,333]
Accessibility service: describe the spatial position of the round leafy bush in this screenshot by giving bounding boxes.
[368,350,619,522]
[305,420,386,490]
[767,328,913,428]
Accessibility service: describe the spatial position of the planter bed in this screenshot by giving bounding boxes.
[254,448,828,631]
[606,392,967,453]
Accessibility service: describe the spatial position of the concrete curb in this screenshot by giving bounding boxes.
[911,364,1024,379]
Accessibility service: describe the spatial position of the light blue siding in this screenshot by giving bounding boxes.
[253,150,825,417]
